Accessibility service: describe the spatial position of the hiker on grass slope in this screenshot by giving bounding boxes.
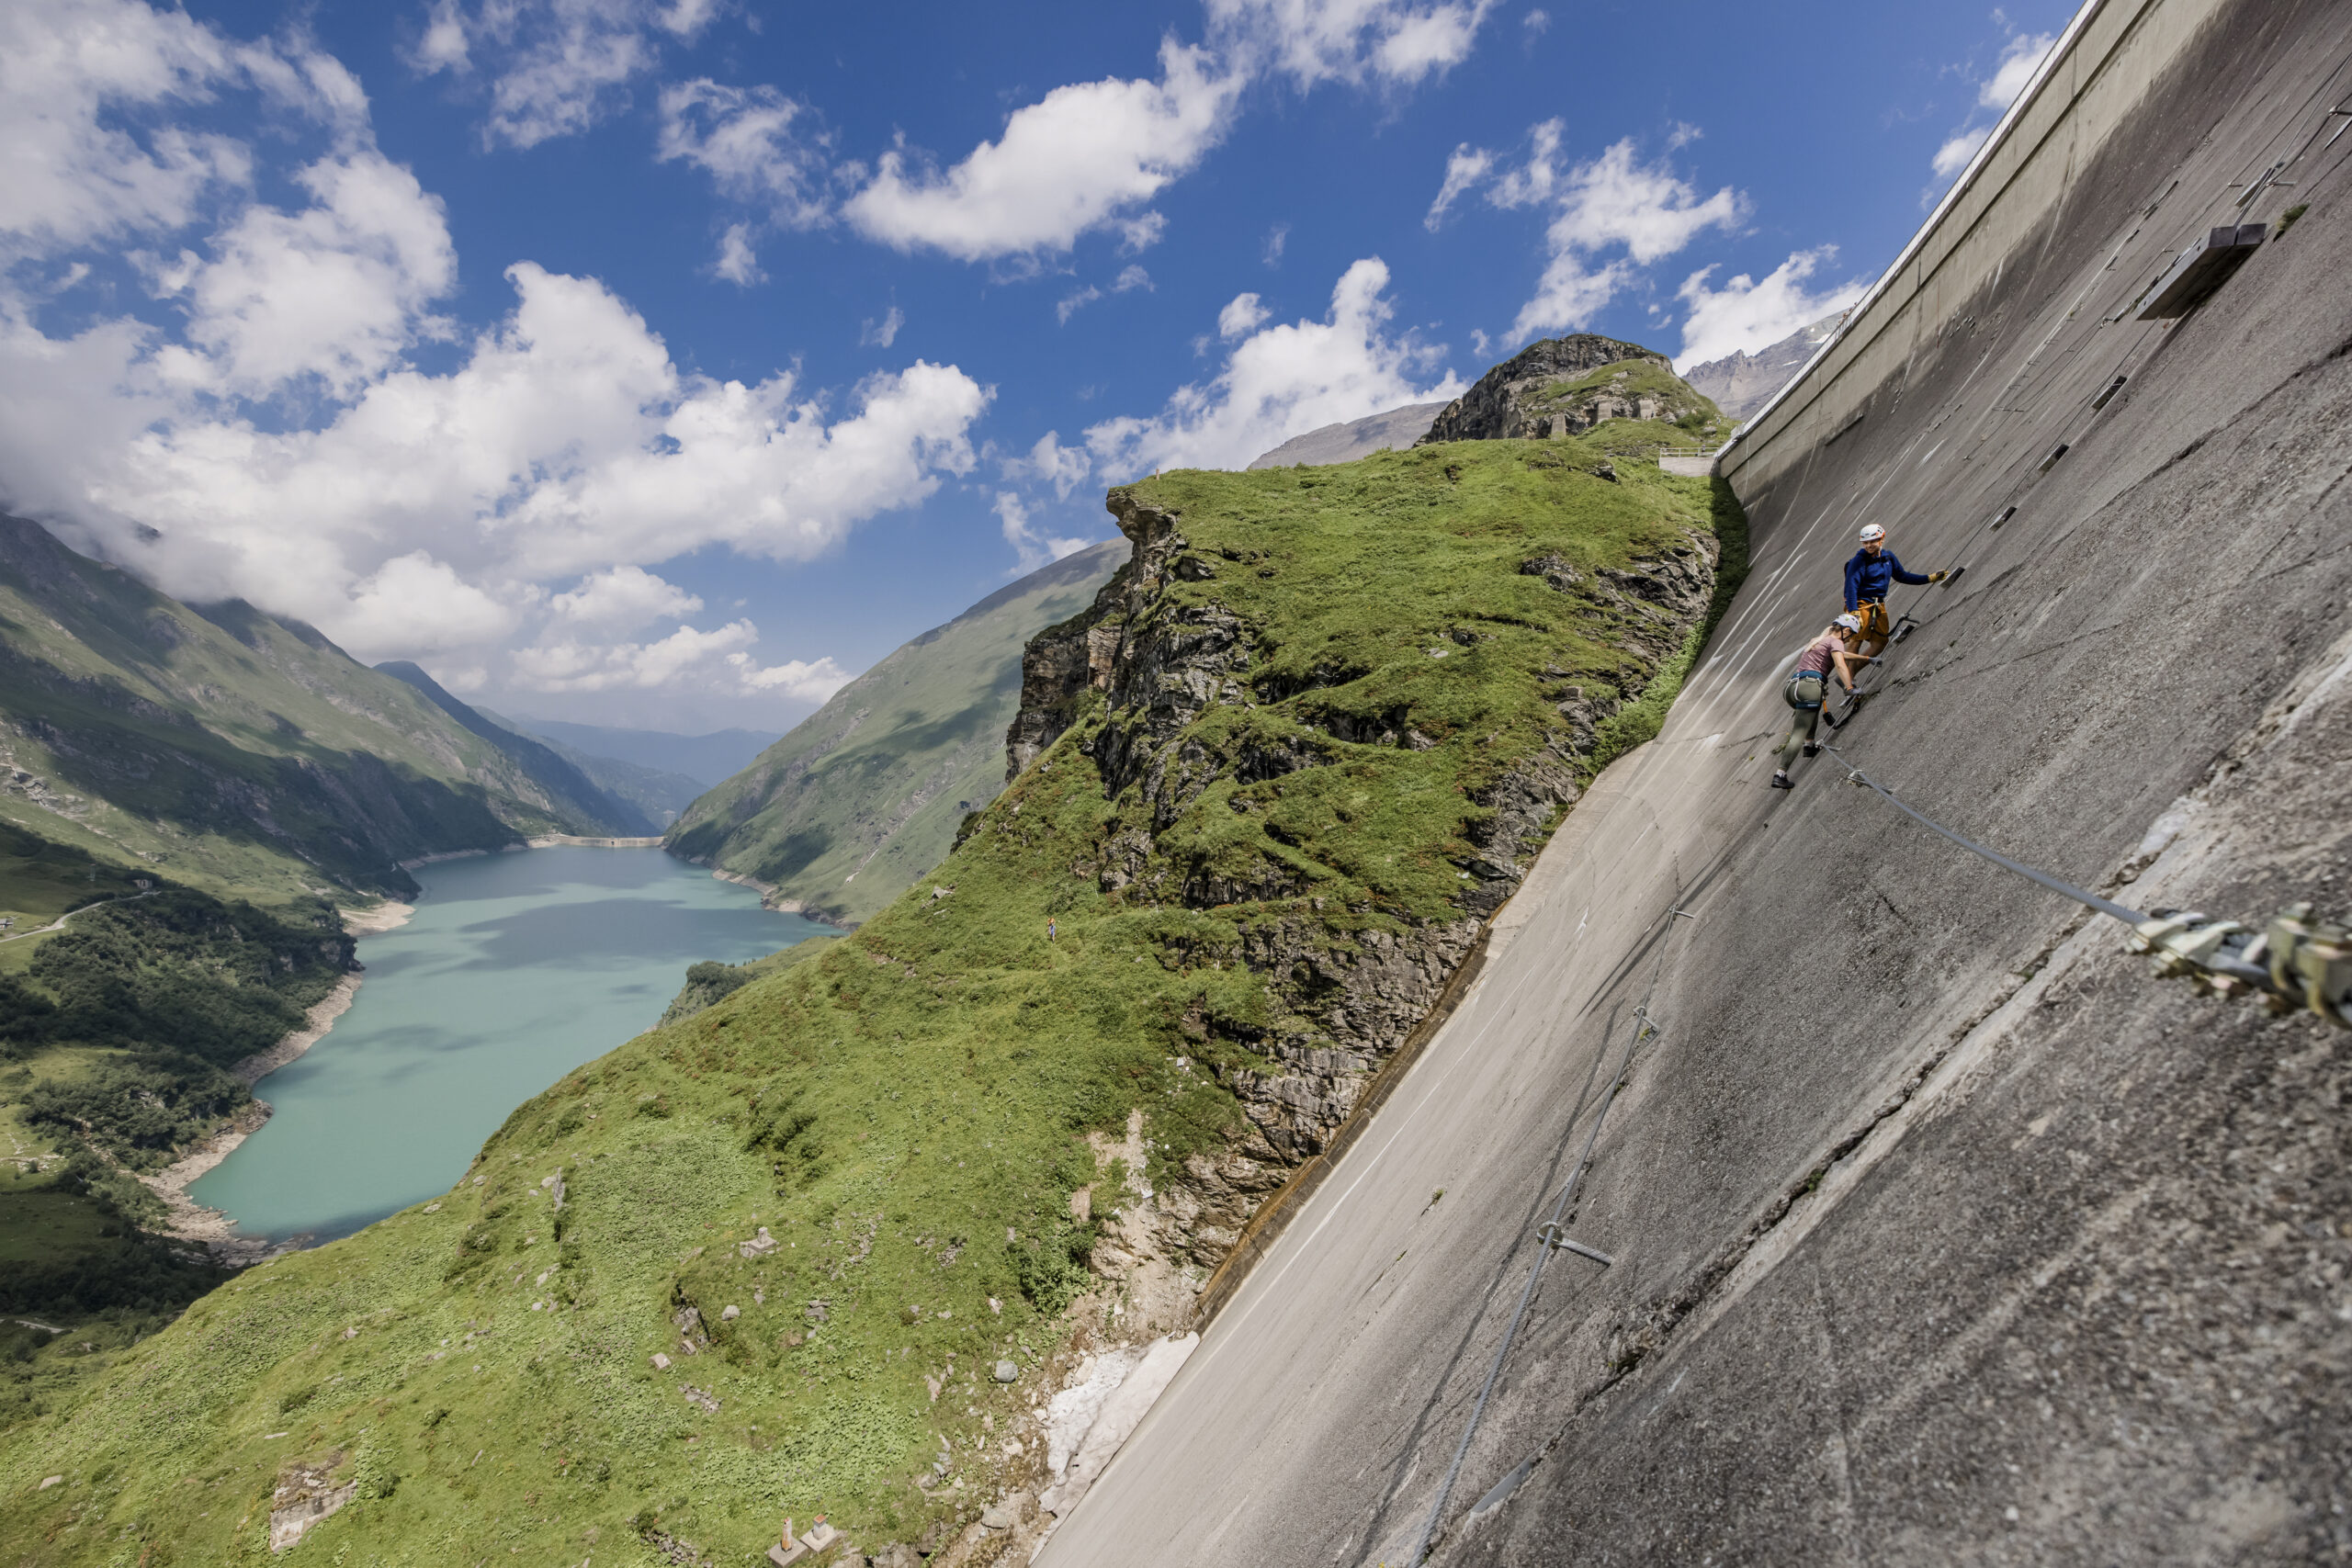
[1770,614,1863,792]
[1843,523,1951,662]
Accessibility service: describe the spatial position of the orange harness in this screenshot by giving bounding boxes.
[1850,600,1894,658]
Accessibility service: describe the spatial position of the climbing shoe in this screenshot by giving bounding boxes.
[1770,772,1794,790]
[1803,741,1822,758]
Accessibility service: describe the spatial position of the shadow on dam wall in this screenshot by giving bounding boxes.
[1036,0,2352,1562]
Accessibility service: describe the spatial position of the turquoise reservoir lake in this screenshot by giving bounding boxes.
[188,845,825,1243]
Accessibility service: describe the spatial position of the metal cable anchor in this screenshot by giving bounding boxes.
[1532,1224,1614,1267]
[2128,903,2352,1026]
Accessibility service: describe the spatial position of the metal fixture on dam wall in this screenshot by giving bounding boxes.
[1038,0,2352,1562]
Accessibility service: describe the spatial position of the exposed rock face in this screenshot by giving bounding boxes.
[267,1462,356,1553]
[1420,334,1674,443]
[1679,310,1845,420]
[1006,484,1718,1264]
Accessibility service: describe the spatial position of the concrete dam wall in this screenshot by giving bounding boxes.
[1039,0,2351,1562]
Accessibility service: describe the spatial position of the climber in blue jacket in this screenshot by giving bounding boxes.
[1842,523,1951,660]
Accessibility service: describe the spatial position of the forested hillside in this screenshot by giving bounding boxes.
[0,819,361,1382]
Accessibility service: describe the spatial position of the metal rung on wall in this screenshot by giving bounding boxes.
[2137,224,2267,319]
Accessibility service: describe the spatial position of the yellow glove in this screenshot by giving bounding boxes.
[1928,570,1949,583]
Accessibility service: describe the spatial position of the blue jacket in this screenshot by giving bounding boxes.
[1844,547,1929,610]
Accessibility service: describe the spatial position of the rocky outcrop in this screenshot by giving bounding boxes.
[268,1461,357,1553]
[1005,482,1720,1265]
[1420,334,1685,443]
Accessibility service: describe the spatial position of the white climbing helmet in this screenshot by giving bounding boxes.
[1834,613,1862,633]
[1858,523,1886,543]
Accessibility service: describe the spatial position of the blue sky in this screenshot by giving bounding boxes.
[0,0,2072,732]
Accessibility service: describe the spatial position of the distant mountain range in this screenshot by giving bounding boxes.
[492,717,776,795]
[0,514,627,903]
[667,539,1126,926]
[470,714,718,826]
[375,663,654,836]
[1247,400,1452,469]
[1679,310,1845,420]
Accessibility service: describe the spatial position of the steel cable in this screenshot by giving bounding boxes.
[1405,904,1693,1566]
[1818,742,2149,926]
[1405,757,2148,1565]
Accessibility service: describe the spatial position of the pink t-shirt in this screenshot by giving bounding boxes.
[1794,632,1846,677]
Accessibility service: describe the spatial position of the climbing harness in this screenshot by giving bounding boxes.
[1823,742,2350,1027]
[1405,907,1696,1566]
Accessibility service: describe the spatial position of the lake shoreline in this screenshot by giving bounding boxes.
[138,900,406,1256]
[171,843,815,1249]
[684,855,850,930]
[141,974,366,1263]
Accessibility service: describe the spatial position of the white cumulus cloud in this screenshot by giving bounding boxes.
[1428,122,1747,343]
[1084,256,1464,476]
[1674,246,1863,371]
[1423,143,1495,231]
[173,150,458,397]
[726,649,853,703]
[1206,0,1498,88]
[549,564,704,630]
[664,0,1496,276]
[711,221,763,285]
[411,0,726,150]
[1057,264,1154,324]
[0,0,373,257]
[994,492,1091,576]
[1932,127,1991,182]
[0,0,986,714]
[1005,431,1093,501]
[657,78,831,231]
[844,39,1240,264]
[1982,31,2055,110]
[75,264,989,615]
[1928,29,2055,190]
[1217,291,1271,338]
[519,619,746,692]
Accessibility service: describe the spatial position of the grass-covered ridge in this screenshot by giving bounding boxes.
[0,442,1743,1566]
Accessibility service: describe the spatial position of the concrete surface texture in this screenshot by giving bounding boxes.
[1036,0,2352,1562]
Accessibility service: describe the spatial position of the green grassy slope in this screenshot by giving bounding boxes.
[0,443,1742,1566]
[0,516,611,907]
[0,818,359,1348]
[667,540,1125,927]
